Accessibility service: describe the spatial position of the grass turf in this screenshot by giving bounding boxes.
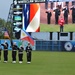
[40,23,75,32]
[0,51,75,75]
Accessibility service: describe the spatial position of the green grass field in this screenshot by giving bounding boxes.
[40,23,75,32]
[0,51,75,75]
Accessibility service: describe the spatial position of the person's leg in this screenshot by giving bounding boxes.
[29,52,31,62]
[12,51,16,63]
[48,16,50,24]
[27,52,29,62]
[0,51,1,61]
[49,17,51,24]
[27,52,31,63]
[4,51,6,62]
[73,15,75,23]
[12,51,14,61]
[47,15,50,24]
[66,17,68,24]
[61,26,63,32]
[19,54,22,63]
[6,50,8,61]
[56,16,58,24]
[14,51,16,61]
[60,26,61,32]
[3,51,8,63]
[19,54,20,61]
[55,16,58,24]
[21,54,23,61]
[55,15,56,24]
[72,15,74,23]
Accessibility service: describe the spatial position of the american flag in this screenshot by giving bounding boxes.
[23,4,30,31]
[23,3,40,32]
[4,28,10,39]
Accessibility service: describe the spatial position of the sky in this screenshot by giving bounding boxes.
[0,0,13,21]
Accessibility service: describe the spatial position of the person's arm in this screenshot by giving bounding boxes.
[53,9,55,12]
[16,45,19,50]
[70,7,73,10]
[1,44,4,47]
[17,47,20,51]
[21,47,24,51]
[25,47,27,52]
[21,47,23,50]
[62,8,65,11]
[6,43,8,47]
[46,11,48,13]
[30,46,32,51]
[70,6,73,10]
[50,12,52,16]
[13,45,19,50]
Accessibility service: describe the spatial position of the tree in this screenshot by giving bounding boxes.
[0,18,14,39]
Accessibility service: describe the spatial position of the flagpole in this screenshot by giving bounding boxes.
[6,3,14,48]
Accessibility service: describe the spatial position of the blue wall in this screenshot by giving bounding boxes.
[35,41,75,51]
[0,39,35,50]
[0,39,75,51]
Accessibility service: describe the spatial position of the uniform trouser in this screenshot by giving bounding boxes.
[60,26,63,32]
[55,16,59,24]
[12,51,16,61]
[0,51,1,60]
[72,15,75,23]
[4,50,8,61]
[27,52,31,62]
[47,16,51,24]
[18,54,23,61]
[0,51,1,56]
[64,16,68,24]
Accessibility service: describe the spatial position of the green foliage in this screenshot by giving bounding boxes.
[0,18,6,27]
[0,51,75,75]
[0,32,4,39]
[0,18,15,39]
